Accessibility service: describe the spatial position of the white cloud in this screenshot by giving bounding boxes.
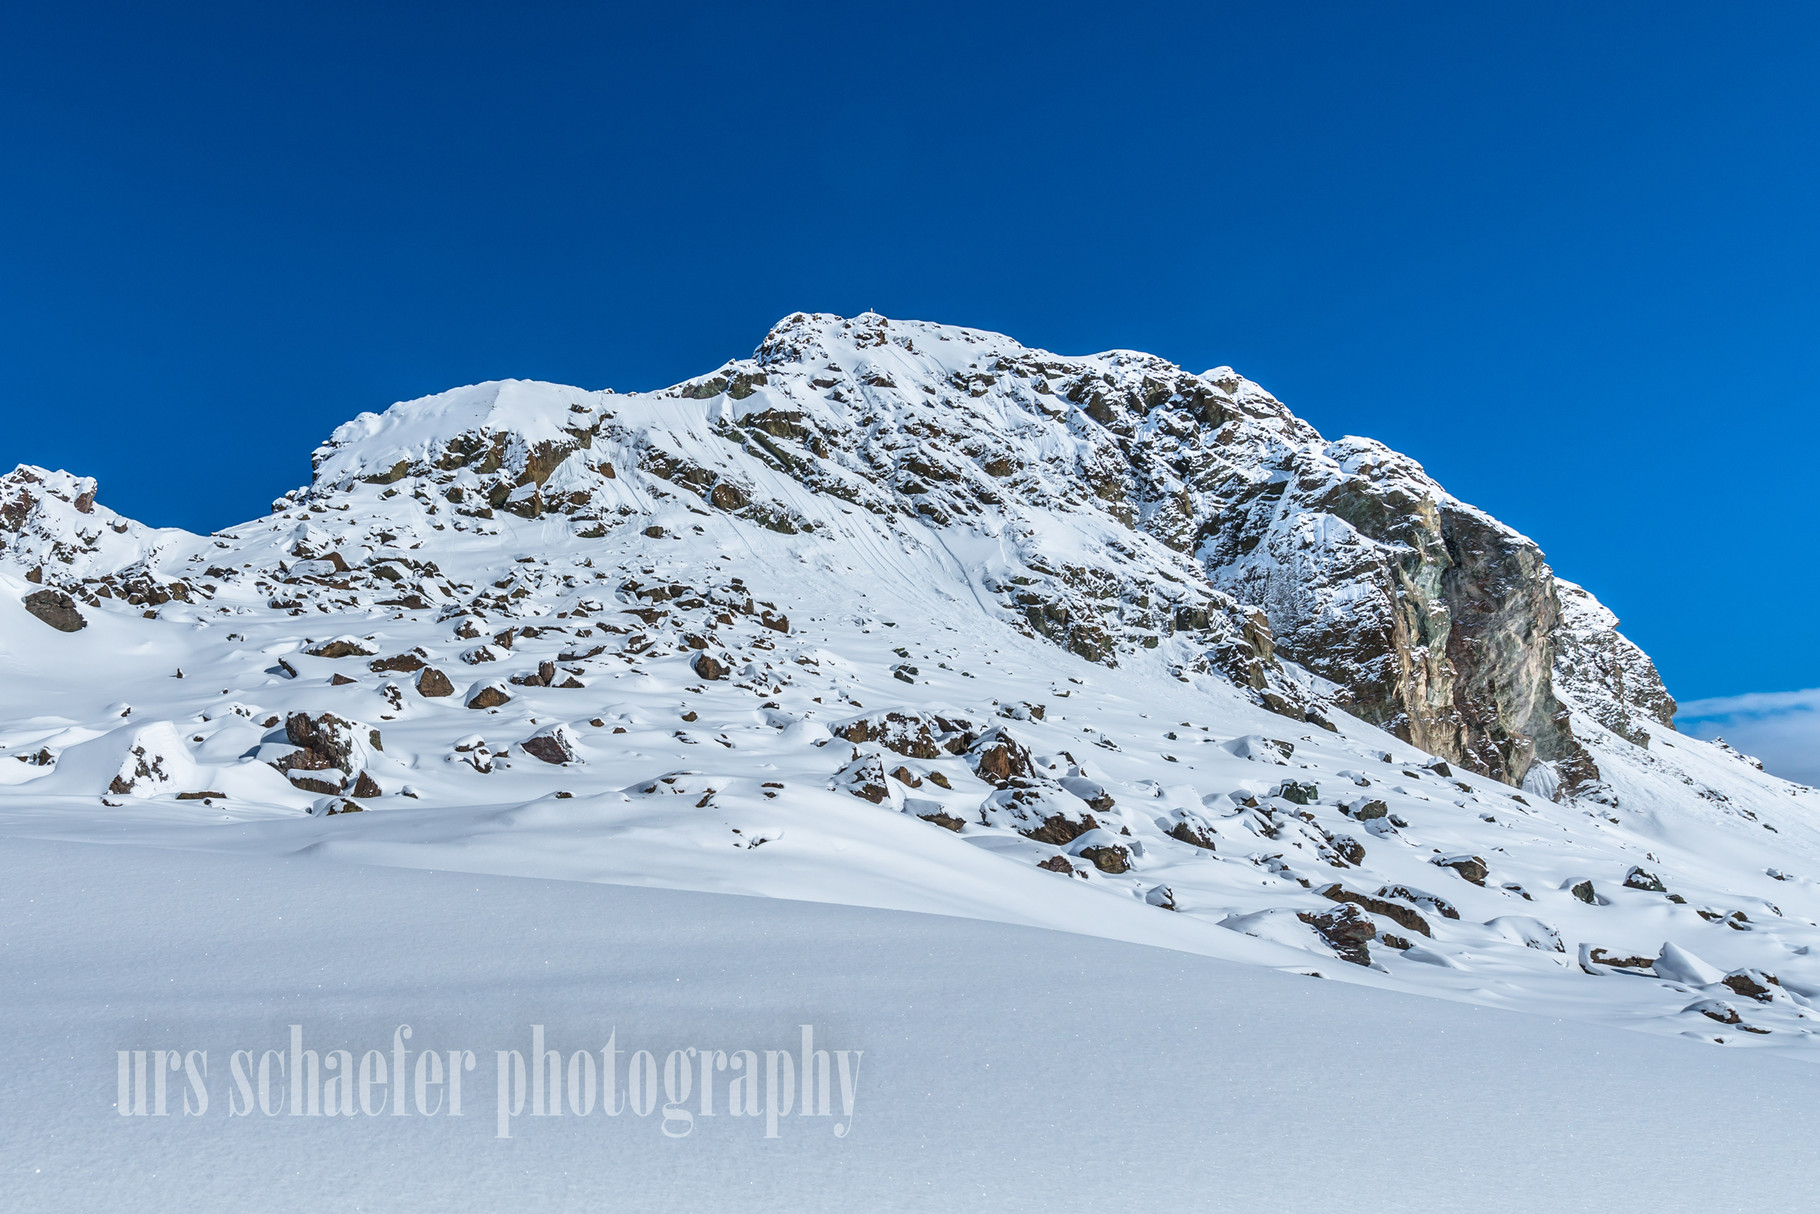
[1676,688,1820,787]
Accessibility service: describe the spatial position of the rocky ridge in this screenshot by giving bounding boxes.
[6,312,1669,790]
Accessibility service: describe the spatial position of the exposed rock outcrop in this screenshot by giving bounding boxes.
[1551,578,1676,747]
[271,712,382,793]
[705,313,1641,783]
[23,588,87,632]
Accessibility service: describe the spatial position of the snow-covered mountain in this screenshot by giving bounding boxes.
[4,311,1816,1052]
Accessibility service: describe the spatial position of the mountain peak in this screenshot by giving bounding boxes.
[0,463,176,582]
[11,313,1672,794]
[3,312,1813,1057]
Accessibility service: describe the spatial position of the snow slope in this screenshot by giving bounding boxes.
[7,838,1820,1213]
[3,312,1817,1064]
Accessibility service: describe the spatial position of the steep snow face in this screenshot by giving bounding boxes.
[2,312,1816,1057]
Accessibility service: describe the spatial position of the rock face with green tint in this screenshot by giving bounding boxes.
[1197,436,1591,789]
[667,312,1674,791]
[720,313,1666,794]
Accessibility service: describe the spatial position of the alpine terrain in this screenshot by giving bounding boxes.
[5,310,1817,1054]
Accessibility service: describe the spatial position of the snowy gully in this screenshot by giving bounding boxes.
[114,1023,863,1139]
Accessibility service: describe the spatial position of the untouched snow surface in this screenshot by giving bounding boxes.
[6,838,1819,1213]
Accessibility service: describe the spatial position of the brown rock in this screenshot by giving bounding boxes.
[1623,866,1667,893]
[831,711,971,759]
[417,667,456,697]
[1024,814,1097,845]
[970,727,1032,787]
[1327,834,1366,866]
[512,661,560,688]
[1588,948,1654,970]
[692,653,728,681]
[1298,904,1376,966]
[351,771,382,799]
[306,638,373,659]
[1318,884,1432,937]
[521,735,572,765]
[1722,970,1779,1002]
[1073,784,1115,812]
[835,754,890,803]
[1437,855,1489,886]
[280,712,377,774]
[22,589,86,633]
[1167,821,1218,850]
[1037,854,1075,874]
[467,684,512,709]
[1080,844,1130,874]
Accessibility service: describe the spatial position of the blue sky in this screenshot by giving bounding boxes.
[2,3,1816,737]
[1677,691,1820,787]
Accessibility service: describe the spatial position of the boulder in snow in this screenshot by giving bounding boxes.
[22,588,87,633]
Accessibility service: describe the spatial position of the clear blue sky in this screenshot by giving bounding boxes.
[2,2,1816,707]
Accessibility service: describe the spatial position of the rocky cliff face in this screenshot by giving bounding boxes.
[1196,442,1584,788]
[647,312,1633,789]
[1552,578,1677,749]
[4,311,1670,792]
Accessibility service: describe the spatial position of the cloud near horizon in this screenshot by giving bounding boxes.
[1676,688,1820,787]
